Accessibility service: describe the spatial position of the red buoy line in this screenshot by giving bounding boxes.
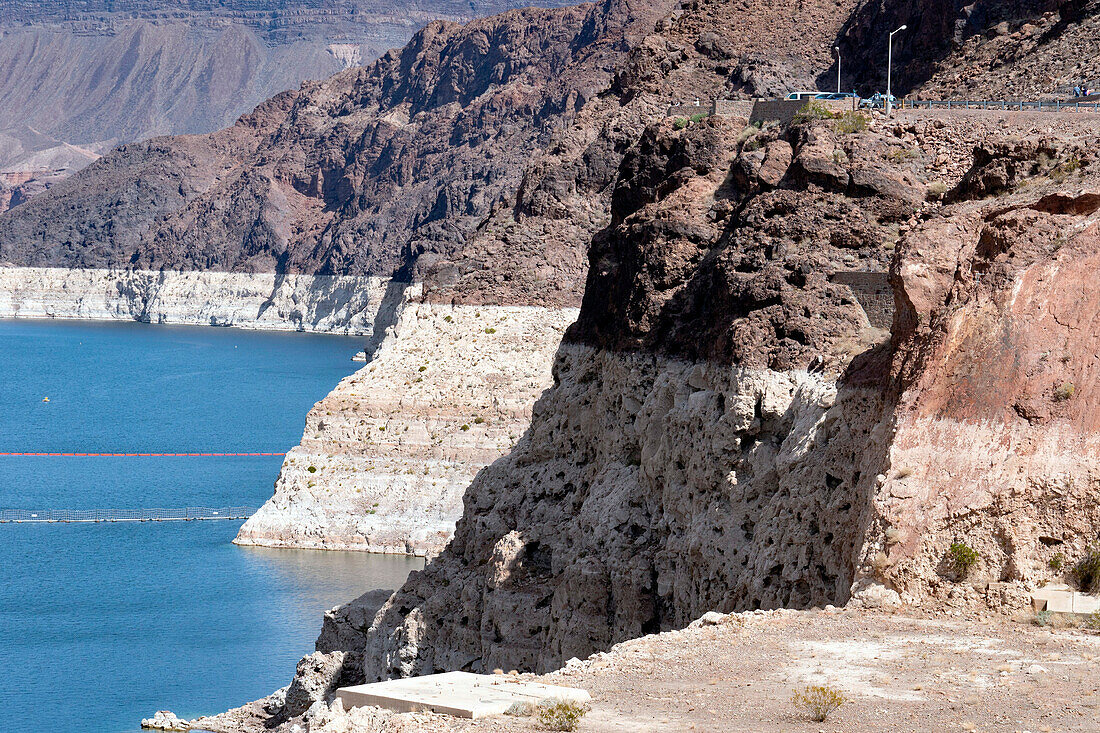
[0,452,286,457]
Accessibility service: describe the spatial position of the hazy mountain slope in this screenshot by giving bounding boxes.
[0,0,573,145]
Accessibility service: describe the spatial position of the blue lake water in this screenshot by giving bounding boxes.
[0,319,423,733]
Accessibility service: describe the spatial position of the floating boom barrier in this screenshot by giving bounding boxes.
[0,507,258,523]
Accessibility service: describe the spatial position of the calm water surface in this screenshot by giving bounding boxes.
[0,320,423,733]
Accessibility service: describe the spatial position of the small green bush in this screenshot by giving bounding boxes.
[1085,610,1100,630]
[792,101,835,125]
[536,699,588,731]
[460,424,470,431]
[443,315,453,323]
[418,365,427,372]
[1054,382,1075,402]
[1033,610,1054,627]
[1049,552,1065,572]
[474,416,485,424]
[673,117,689,130]
[948,541,979,576]
[792,685,846,722]
[833,111,867,134]
[504,701,537,716]
[926,181,949,201]
[1072,546,1100,593]
[689,112,708,124]
[307,466,317,474]
[484,327,497,334]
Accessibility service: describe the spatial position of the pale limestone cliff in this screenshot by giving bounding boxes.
[0,267,393,334]
[235,303,579,556]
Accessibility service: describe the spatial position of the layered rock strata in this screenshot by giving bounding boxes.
[235,303,578,555]
[0,267,392,334]
[870,140,1100,607]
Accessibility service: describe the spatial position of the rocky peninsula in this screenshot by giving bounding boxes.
[236,299,578,555]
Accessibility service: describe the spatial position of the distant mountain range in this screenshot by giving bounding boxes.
[0,0,571,209]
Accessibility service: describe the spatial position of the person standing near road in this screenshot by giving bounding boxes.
[1074,85,1082,97]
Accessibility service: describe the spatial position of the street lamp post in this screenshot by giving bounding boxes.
[887,25,907,116]
[835,46,842,94]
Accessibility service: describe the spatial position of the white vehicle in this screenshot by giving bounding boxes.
[784,91,823,101]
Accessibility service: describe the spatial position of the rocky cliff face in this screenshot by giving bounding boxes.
[0,266,393,332]
[161,0,1100,727]
[874,131,1100,606]
[317,109,1100,688]
[833,0,1079,96]
[0,0,671,306]
[235,300,578,556]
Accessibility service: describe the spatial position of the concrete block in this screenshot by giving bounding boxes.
[1072,593,1100,614]
[1031,584,1074,612]
[335,671,590,719]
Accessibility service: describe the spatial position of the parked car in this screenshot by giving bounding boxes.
[859,93,898,109]
[784,91,824,101]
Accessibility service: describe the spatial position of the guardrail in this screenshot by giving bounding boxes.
[0,507,257,523]
[902,99,1100,112]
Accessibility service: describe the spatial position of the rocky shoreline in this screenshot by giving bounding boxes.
[235,303,579,556]
[0,267,396,335]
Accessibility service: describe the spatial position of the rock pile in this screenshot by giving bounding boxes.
[140,711,191,731]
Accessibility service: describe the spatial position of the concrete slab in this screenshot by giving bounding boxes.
[335,671,591,719]
[1031,584,1100,615]
[1073,593,1100,614]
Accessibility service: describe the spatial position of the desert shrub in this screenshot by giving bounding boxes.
[1049,552,1065,572]
[536,699,588,731]
[474,416,486,424]
[948,541,979,576]
[1054,382,1075,402]
[1052,156,1083,180]
[926,181,948,201]
[689,112,708,124]
[1072,546,1100,593]
[1033,610,1054,627]
[443,315,453,323]
[418,365,427,372]
[833,111,867,134]
[307,466,317,474]
[505,701,537,716]
[736,124,760,146]
[793,101,835,124]
[1085,610,1100,630]
[673,117,689,130]
[460,424,470,431]
[792,685,846,722]
[887,147,921,163]
[484,327,497,334]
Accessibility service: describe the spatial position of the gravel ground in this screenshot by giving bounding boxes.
[400,609,1100,733]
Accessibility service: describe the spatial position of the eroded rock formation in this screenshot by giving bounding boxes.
[328,112,1100,686]
[235,300,578,555]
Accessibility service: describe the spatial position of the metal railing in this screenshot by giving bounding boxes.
[902,99,1100,112]
[0,506,257,523]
